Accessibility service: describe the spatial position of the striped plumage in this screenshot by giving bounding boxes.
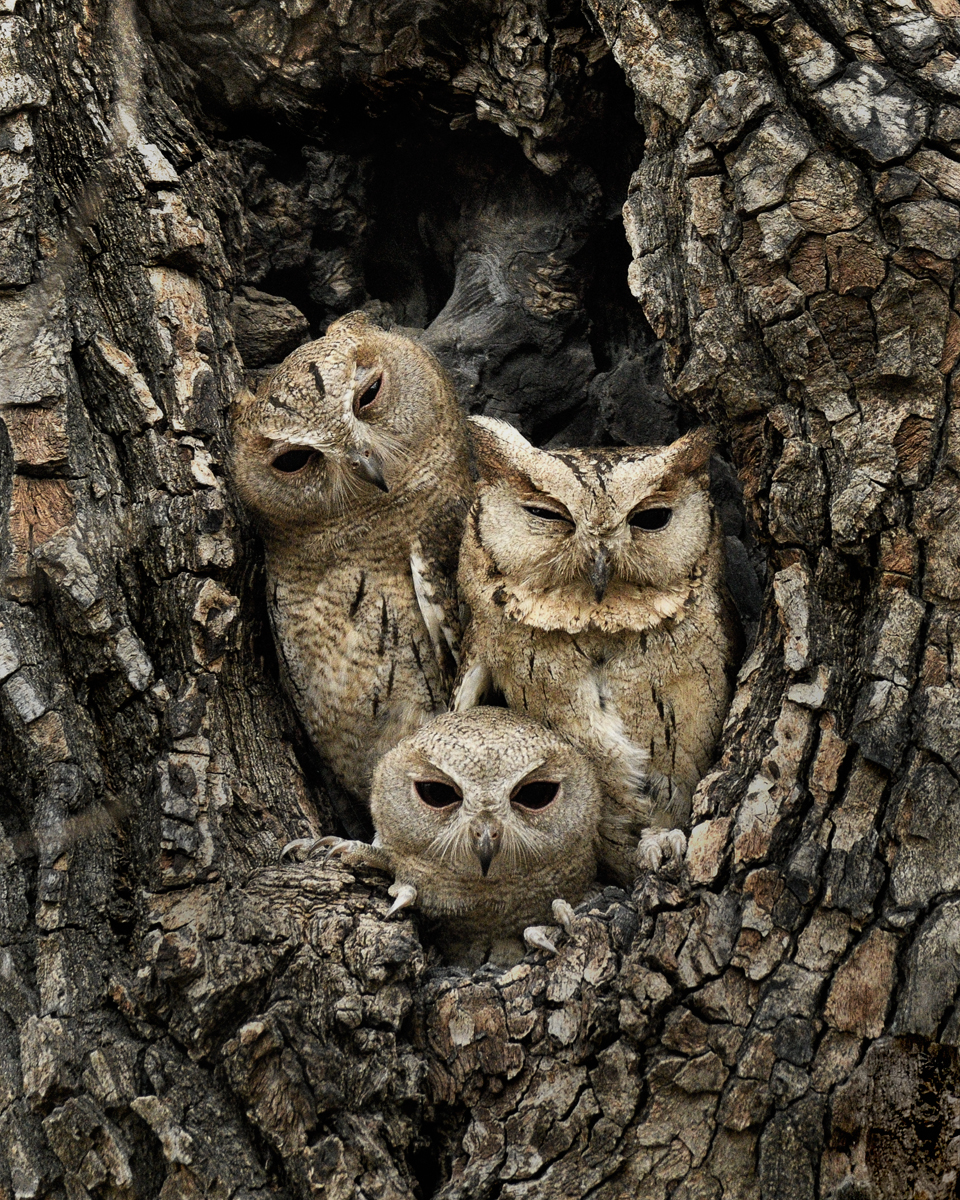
[321,707,602,969]
[454,417,742,884]
[231,312,472,803]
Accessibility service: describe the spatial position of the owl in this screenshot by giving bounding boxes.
[454,417,743,885]
[318,707,602,969]
[230,312,473,807]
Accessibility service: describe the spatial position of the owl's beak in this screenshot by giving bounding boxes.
[470,818,501,876]
[347,445,389,492]
[589,547,611,603]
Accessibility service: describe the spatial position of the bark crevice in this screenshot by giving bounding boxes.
[5,0,960,1195]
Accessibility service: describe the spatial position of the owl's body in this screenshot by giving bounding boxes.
[456,419,742,884]
[267,496,464,800]
[231,313,473,802]
[326,708,602,968]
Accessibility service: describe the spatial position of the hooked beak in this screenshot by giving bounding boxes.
[347,445,389,493]
[470,818,501,877]
[588,546,611,603]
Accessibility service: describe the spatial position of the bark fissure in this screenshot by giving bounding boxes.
[4,0,960,1194]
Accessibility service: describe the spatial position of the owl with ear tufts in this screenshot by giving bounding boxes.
[454,418,743,885]
[230,312,473,808]
[319,707,602,969]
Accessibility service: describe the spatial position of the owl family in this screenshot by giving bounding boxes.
[320,707,601,968]
[235,310,740,959]
[454,417,742,885]
[231,312,473,805]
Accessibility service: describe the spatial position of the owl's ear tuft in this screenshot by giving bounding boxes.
[663,426,714,485]
[468,416,541,490]
[229,386,258,434]
[231,385,256,411]
[325,310,375,340]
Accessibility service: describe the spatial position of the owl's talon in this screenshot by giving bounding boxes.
[386,882,418,916]
[318,837,349,860]
[279,837,322,862]
[523,925,559,956]
[636,827,687,872]
[321,837,371,863]
[551,898,577,935]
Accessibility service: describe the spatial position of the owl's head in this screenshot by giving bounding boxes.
[467,417,718,632]
[230,312,463,529]
[370,707,601,882]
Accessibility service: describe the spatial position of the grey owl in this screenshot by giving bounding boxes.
[231,312,473,807]
[320,707,602,969]
[454,417,743,885]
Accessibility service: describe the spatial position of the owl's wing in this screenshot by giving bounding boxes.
[410,497,469,689]
[411,545,459,677]
[449,610,494,710]
[452,660,492,710]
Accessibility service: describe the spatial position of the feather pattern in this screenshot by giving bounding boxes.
[230,313,474,807]
[456,418,743,884]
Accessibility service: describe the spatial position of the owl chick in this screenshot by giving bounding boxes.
[320,707,602,969]
[454,418,743,885]
[231,312,473,806]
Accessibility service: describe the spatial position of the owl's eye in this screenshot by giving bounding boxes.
[523,505,571,523]
[511,781,559,810]
[629,507,672,531]
[355,376,382,414]
[415,780,462,808]
[272,447,318,474]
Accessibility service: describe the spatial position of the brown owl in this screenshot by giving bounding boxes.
[318,707,602,969]
[454,417,742,885]
[230,312,473,807]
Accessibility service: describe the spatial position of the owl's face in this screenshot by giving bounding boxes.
[230,312,456,528]
[469,417,716,604]
[370,707,600,880]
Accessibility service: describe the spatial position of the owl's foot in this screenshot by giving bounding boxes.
[551,898,577,933]
[279,837,324,862]
[522,898,579,957]
[386,881,418,916]
[636,827,687,872]
[280,835,364,864]
[316,836,394,873]
[523,926,558,955]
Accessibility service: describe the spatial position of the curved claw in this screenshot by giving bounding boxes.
[320,837,367,862]
[637,828,687,872]
[279,837,322,863]
[551,899,576,935]
[523,926,559,956]
[386,882,418,917]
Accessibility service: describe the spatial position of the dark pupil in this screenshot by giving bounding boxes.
[272,448,316,473]
[415,780,461,808]
[357,378,382,410]
[629,507,672,530]
[524,505,568,522]
[512,781,559,809]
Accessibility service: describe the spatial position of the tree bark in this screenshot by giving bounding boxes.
[2,0,958,1197]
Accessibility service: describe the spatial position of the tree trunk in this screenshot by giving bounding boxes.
[2,0,958,1196]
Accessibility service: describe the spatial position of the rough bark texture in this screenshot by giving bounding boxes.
[2,0,959,1197]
